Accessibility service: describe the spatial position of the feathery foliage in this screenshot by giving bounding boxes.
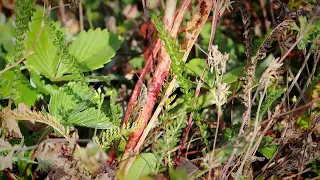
[153,114,187,167]
[258,87,286,118]
[94,122,139,150]
[151,12,195,108]
[45,19,83,80]
[9,0,34,64]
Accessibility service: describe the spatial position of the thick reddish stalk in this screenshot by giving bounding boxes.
[120,0,178,169]
[107,39,160,164]
[124,52,170,151]
[122,39,161,126]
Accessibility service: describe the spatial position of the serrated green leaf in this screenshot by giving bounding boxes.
[68,28,122,72]
[0,69,38,107]
[48,82,113,129]
[49,82,99,120]
[259,87,286,118]
[127,153,158,180]
[66,107,112,129]
[25,9,61,80]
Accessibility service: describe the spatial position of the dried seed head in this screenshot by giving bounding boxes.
[208,45,229,74]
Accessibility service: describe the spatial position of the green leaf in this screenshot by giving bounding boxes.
[129,57,144,69]
[296,113,310,130]
[0,13,15,53]
[259,87,286,118]
[49,82,113,129]
[169,167,188,180]
[68,28,122,72]
[258,145,278,159]
[25,9,61,80]
[186,58,244,87]
[127,153,158,180]
[49,82,99,119]
[66,107,112,129]
[222,66,244,84]
[185,58,206,77]
[0,69,38,107]
[29,70,58,95]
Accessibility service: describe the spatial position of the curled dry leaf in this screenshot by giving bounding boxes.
[3,112,23,139]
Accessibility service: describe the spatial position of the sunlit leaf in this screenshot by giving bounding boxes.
[258,145,278,159]
[127,153,158,180]
[68,28,122,72]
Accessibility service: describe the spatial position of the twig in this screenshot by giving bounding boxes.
[284,50,312,99]
[235,80,269,179]
[59,0,66,27]
[121,0,212,174]
[0,51,34,76]
[176,0,221,165]
[283,168,312,180]
[0,5,48,76]
[79,0,84,31]
[128,0,192,144]
[259,0,269,31]
[294,51,320,107]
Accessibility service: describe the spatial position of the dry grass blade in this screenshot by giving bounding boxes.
[1,109,69,139]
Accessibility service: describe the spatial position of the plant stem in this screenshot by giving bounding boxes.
[120,0,178,173]
[176,0,221,165]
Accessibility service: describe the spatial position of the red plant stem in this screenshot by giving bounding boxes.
[122,51,171,154]
[120,0,178,169]
[129,0,192,161]
[107,39,160,164]
[176,0,221,164]
[122,39,161,126]
[4,171,14,180]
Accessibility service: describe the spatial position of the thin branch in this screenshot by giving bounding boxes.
[176,0,221,165]
[0,10,47,76]
[294,51,320,107]
[0,51,34,76]
[58,0,66,27]
[120,0,178,174]
[79,0,84,31]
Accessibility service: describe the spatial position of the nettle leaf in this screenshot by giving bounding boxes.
[0,69,38,108]
[49,82,113,129]
[68,28,122,72]
[127,153,158,180]
[25,9,61,81]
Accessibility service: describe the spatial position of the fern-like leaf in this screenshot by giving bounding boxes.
[259,88,286,118]
[94,122,139,149]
